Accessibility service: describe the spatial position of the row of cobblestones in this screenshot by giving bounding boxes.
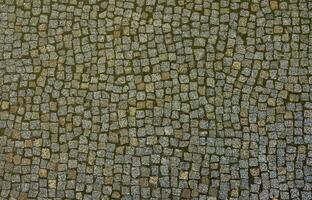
[0,0,312,199]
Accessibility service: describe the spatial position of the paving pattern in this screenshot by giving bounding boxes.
[0,0,312,199]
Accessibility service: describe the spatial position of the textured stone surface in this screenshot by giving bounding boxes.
[0,0,312,199]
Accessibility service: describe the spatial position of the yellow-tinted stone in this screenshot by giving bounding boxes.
[284,112,293,119]
[81,83,89,89]
[39,169,47,177]
[146,100,154,109]
[198,86,205,95]
[279,90,288,99]
[112,191,120,199]
[130,138,138,146]
[24,140,32,148]
[5,153,13,162]
[161,72,170,80]
[225,49,233,57]
[251,4,260,12]
[232,62,241,70]
[13,155,21,165]
[206,78,215,87]
[116,146,124,154]
[179,171,188,179]
[289,94,299,102]
[42,148,50,159]
[59,117,66,126]
[274,26,283,34]
[137,102,145,109]
[164,95,172,102]
[1,101,9,110]
[267,98,276,106]
[67,169,77,179]
[48,180,56,188]
[270,1,279,10]
[181,84,189,92]
[145,83,154,92]
[137,83,145,90]
[149,176,158,185]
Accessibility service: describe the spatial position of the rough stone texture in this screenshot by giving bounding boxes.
[0,0,312,199]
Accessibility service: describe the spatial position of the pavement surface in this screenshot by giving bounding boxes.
[0,0,312,199]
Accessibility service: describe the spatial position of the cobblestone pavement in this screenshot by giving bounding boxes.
[0,0,312,199]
